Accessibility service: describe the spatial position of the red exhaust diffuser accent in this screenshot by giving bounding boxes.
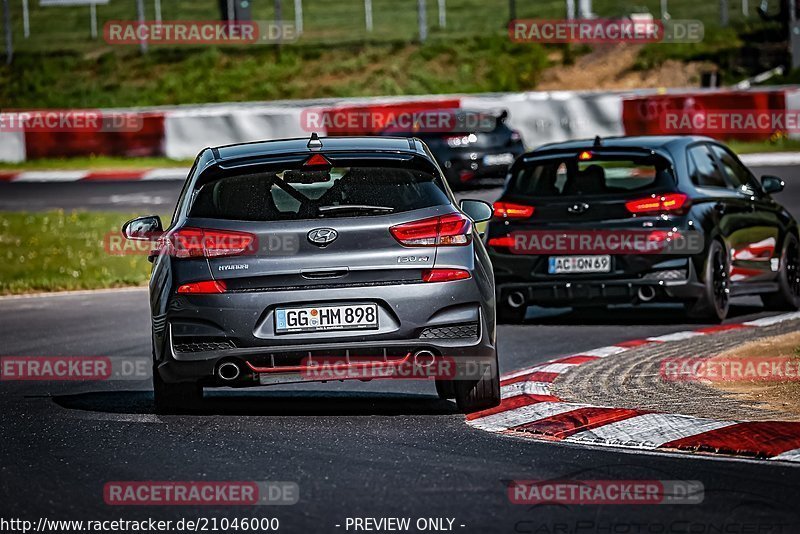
[167,227,256,259]
[422,269,471,283]
[493,202,534,219]
[625,193,688,215]
[304,154,332,168]
[177,280,227,295]
[390,213,472,247]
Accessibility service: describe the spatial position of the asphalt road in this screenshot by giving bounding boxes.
[2,164,800,532]
[0,165,797,213]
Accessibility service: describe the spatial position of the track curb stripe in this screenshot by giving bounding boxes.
[468,312,800,463]
[0,168,190,182]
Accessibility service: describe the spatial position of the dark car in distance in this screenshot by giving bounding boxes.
[486,135,800,322]
[381,109,525,188]
[122,135,500,414]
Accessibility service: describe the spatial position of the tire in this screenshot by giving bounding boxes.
[153,366,203,414]
[685,239,730,322]
[435,379,455,400]
[454,354,501,414]
[497,304,527,324]
[761,233,800,311]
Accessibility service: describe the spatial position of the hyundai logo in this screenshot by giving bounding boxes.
[567,202,590,215]
[307,228,339,247]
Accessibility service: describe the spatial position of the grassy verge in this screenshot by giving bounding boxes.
[0,35,549,108]
[0,211,159,295]
[711,331,800,419]
[0,156,193,172]
[727,138,800,154]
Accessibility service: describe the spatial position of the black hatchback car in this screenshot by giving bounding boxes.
[122,135,500,413]
[381,109,525,188]
[487,135,799,322]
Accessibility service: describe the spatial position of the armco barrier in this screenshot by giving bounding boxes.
[1,87,797,162]
[23,112,166,159]
[622,89,793,141]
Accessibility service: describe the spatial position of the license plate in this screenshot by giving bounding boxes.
[275,304,378,333]
[548,255,611,274]
[483,153,515,166]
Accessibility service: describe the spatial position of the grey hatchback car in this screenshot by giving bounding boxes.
[122,135,500,414]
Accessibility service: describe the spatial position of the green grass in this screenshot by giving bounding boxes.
[0,34,550,107]
[0,156,193,172]
[0,0,778,108]
[0,211,158,294]
[727,138,800,154]
[4,0,760,53]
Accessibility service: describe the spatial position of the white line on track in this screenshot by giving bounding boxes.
[468,401,589,432]
[565,414,736,449]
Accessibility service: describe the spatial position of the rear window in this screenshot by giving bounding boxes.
[509,156,674,197]
[189,167,449,221]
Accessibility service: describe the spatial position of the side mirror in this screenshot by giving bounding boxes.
[761,175,784,194]
[498,110,509,122]
[122,215,163,241]
[460,199,493,223]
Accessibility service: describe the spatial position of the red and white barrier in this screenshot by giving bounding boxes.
[1,87,797,163]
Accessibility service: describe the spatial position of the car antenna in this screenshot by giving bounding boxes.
[308,132,323,150]
[593,136,602,147]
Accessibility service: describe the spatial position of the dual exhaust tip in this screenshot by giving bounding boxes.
[215,350,438,382]
[507,287,656,307]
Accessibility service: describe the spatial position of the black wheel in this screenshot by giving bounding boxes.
[497,304,527,324]
[454,354,501,414]
[761,233,800,311]
[686,239,730,322]
[434,379,455,400]
[153,366,203,414]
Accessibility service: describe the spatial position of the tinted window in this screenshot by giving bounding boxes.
[687,145,726,188]
[189,167,449,221]
[711,145,756,193]
[509,156,673,197]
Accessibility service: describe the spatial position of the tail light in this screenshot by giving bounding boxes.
[487,236,516,248]
[422,269,471,282]
[493,202,534,219]
[625,193,688,215]
[165,227,257,258]
[390,213,472,247]
[177,280,227,294]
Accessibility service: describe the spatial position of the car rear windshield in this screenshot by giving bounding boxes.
[188,166,450,221]
[509,156,674,197]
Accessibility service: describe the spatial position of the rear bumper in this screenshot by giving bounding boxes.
[154,279,496,384]
[495,256,704,307]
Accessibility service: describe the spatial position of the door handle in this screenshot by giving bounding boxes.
[301,268,349,280]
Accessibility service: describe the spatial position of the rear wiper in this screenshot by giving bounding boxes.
[317,205,395,215]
